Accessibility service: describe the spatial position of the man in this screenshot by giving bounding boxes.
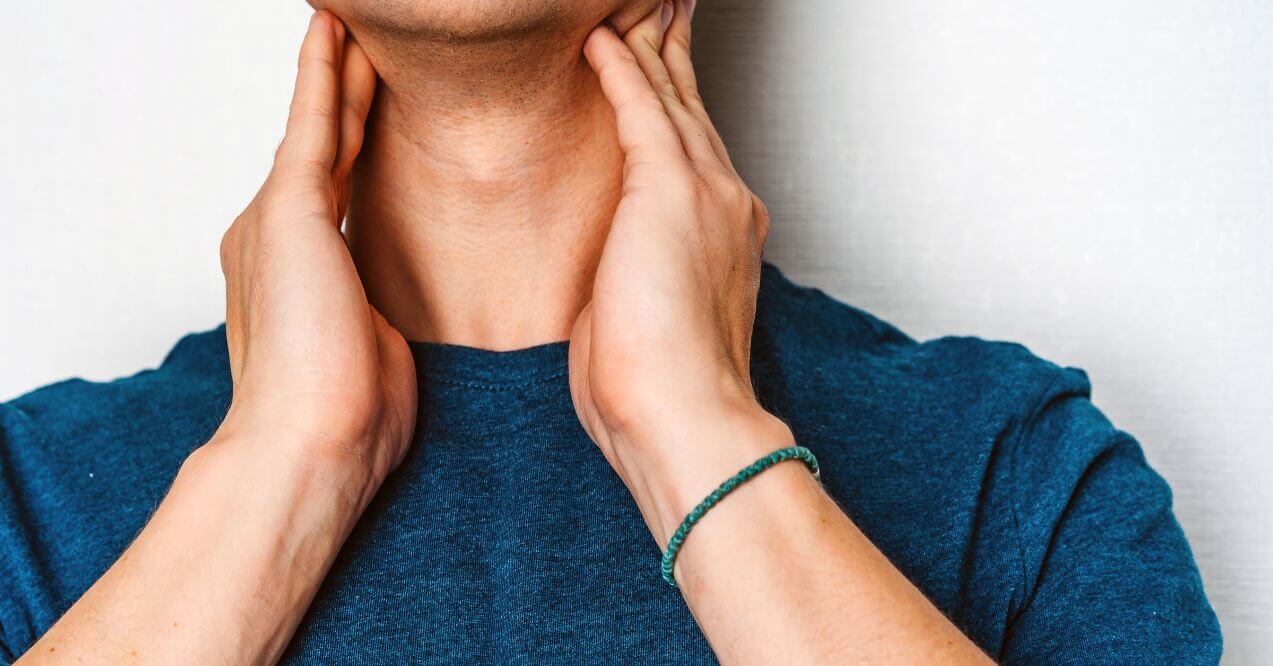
[0,1,1220,663]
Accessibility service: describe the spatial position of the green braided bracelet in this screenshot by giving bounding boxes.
[660,445,821,587]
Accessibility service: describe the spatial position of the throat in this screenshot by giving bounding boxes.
[343,51,624,350]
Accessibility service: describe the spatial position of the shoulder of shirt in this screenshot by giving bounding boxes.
[0,326,232,442]
[755,262,1092,409]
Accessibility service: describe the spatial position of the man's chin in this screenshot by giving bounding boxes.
[317,0,658,45]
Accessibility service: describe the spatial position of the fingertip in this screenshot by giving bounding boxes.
[309,10,329,32]
[303,10,325,47]
[664,0,694,51]
[282,10,348,174]
[583,24,621,66]
[586,22,620,46]
[624,1,670,53]
[310,9,344,43]
[331,17,346,44]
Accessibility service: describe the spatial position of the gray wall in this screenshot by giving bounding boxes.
[2,1,1270,659]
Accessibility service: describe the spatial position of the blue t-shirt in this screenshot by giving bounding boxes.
[0,264,1220,663]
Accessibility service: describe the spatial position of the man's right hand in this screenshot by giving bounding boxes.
[214,10,416,501]
[17,13,415,664]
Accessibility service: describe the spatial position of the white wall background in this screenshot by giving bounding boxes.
[1,1,1269,660]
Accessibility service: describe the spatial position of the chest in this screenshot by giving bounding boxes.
[283,413,715,664]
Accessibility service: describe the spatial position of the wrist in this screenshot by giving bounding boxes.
[192,424,382,523]
[116,429,376,659]
[608,398,798,546]
[207,410,385,505]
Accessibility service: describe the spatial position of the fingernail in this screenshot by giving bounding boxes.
[683,0,697,20]
[660,0,674,33]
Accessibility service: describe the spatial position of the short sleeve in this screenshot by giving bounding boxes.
[1000,370,1222,664]
[0,401,68,661]
[0,403,35,661]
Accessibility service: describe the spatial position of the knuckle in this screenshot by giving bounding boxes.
[712,176,753,209]
[272,145,334,179]
[298,52,340,74]
[655,84,682,108]
[596,47,639,78]
[639,33,663,55]
[756,222,771,245]
[625,26,662,54]
[615,88,664,116]
[753,197,772,241]
[668,32,693,55]
[287,102,340,127]
[219,223,241,272]
[341,95,371,123]
[683,87,706,109]
[752,195,771,223]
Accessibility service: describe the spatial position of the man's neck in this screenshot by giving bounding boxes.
[344,29,624,349]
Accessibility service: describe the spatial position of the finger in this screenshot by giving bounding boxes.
[333,38,377,179]
[333,38,377,219]
[662,0,735,173]
[584,26,685,167]
[623,1,723,170]
[276,12,345,176]
[622,1,675,102]
[661,0,699,113]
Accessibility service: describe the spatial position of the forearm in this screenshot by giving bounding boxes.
[19,433,374,664]
[626,408,992,664]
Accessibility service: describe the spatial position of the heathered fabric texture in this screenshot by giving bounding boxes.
[0,264,1221,663]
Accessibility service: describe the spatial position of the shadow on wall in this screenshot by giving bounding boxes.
[693,0,777,193]
[692,0,865,277]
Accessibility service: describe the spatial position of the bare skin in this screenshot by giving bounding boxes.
[19,4,992,664]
